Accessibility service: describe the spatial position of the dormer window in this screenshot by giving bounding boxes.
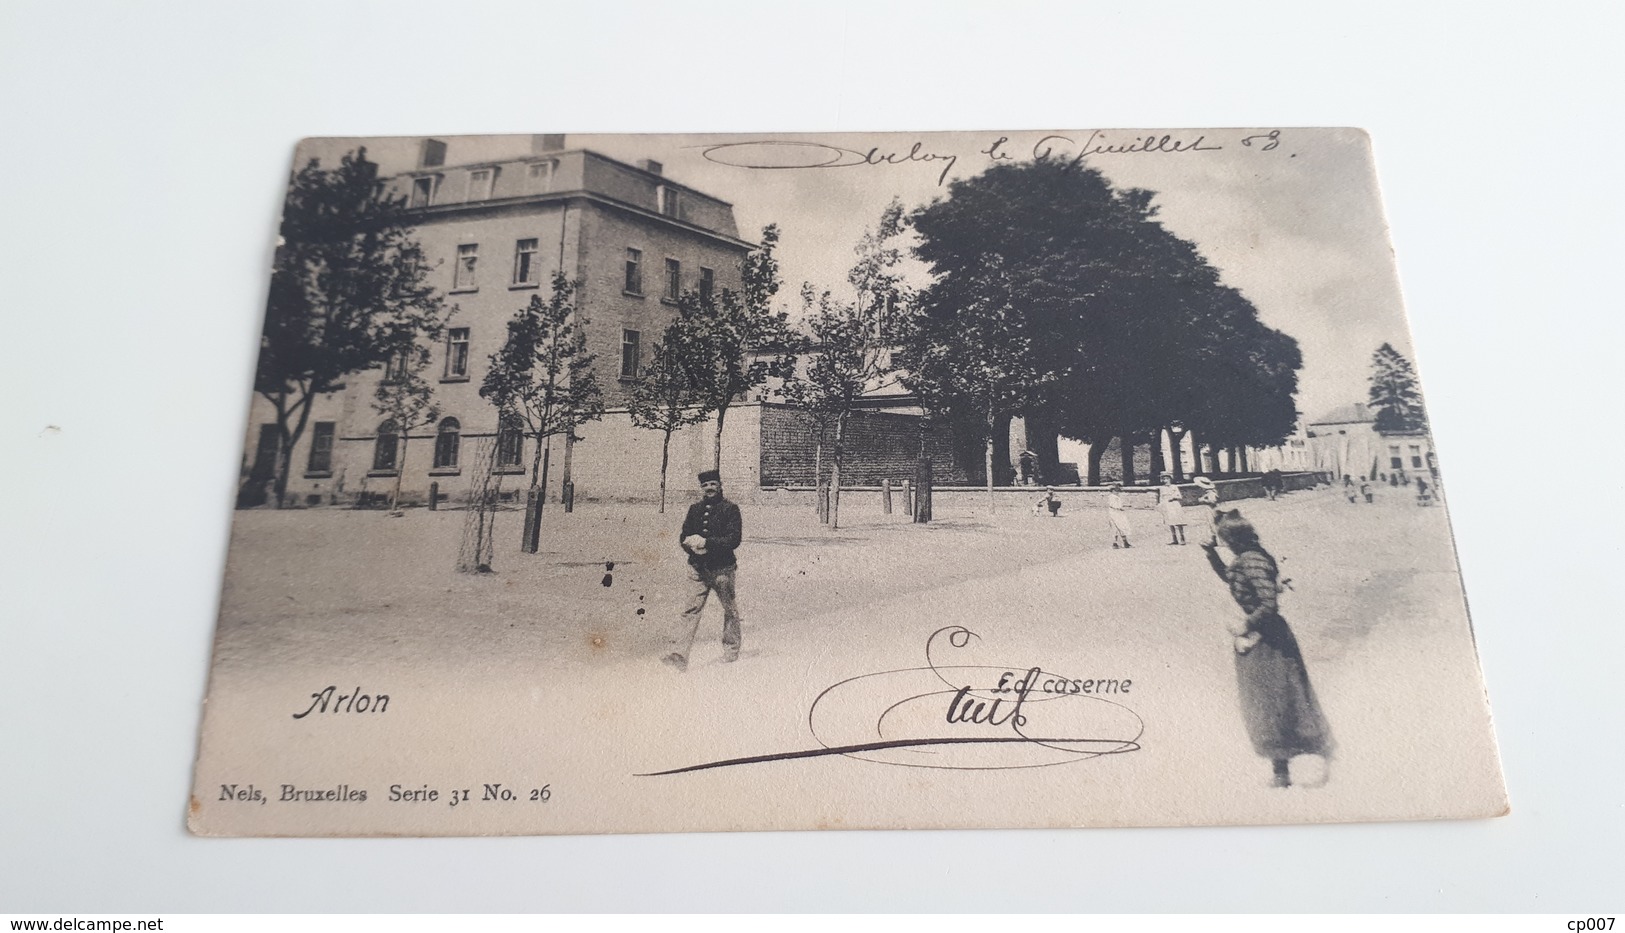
[656,185,680,218]
[467,168,496,201]
[410,175,439,208]
[527,160,555,192]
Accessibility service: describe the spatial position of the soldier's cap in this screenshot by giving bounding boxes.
[698,470,722,484]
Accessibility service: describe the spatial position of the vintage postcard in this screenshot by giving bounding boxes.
[189,128,1506,836]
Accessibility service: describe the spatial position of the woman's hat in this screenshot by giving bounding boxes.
[1192,476,1217,490]
[1214,509,1261,549]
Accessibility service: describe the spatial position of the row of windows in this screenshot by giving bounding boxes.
[302,418,528,475]
[449,238,715,304]
[1388,444,1425,470]
[386,324,649,382]
[408,167,687,222]
[409,161,556,209]
[383,328,473,382]
[624,248,714,304]
[445,232,721,314]
[452,239,542,291]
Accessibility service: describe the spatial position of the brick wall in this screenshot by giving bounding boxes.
[758,403,980,486]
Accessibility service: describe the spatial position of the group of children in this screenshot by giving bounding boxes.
[1104,474,1222,549]
[1035,474,1224,549]
[1342,474,1436,506]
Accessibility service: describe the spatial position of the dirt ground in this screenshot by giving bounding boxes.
[194,481,1506,834]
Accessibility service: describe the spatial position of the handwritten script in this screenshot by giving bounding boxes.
[640,626,1143,775]
[700,130,1266,186]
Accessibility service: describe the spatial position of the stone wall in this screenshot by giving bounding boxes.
[757,403,978,487]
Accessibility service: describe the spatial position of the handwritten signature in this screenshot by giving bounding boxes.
[701,140,961,186]
[700,130,1252,187]
[640,626,1143,775]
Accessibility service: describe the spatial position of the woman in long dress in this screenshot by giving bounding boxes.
[1202,509,1333,788]
[1157,474,1187,545]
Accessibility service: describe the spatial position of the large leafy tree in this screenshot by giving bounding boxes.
[255,148,450,506]
[1369,342,1428,433]
[898,252,1057,511]
[905,155,1300,487]
[479,273,603,547]
[626,324,709,513]
[672,225,798,470]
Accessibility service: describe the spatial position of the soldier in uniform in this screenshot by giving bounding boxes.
[662,469,745,672]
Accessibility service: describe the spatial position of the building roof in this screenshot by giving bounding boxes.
[385,139,750,248]
[1309,402,1375,426]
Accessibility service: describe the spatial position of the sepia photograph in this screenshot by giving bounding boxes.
[9,0,1625,918]
[189,128,1506,836]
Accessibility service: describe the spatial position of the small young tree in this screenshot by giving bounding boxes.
[781,203,910,528]
[673,225,798,471]
[781,289,877,529]
[371,345,439,513]
[255,148,449,507]
[1369,342,1428,434]
[479,273,603,551]
[627,324,709,513]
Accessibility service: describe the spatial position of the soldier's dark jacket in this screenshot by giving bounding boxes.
[680,497,742,571]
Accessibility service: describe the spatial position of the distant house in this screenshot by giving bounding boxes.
[1249,419,1313,474]
[1305,402,1433,480]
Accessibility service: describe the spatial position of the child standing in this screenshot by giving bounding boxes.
[1193,475,1220,545]
[1158,474,1187,545]
[1107,483,1132,548]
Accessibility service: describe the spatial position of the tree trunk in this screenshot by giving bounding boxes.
[527,434,543,490]
[540,441,553,513]
[1149,431,1166,481]
[657,429,672,514]
[1168,428,1186,481]
[831,415,846,529]
[992,411,1013,487]
[269,390,313,509]
[1239,446,1250,473]
[1024,410,1062,484]
[1086,441,1107,486]
[1120,435,1135,486]
[712,405,727,471]
[561,431,575,513]
[273,435,294,509]
[914,422,931,521]
[270,391,291,509]
[985,409,997,513]
[390,437,408,512]
[812,439,823,499]
[914,456,933,523]
[522,434,547,553]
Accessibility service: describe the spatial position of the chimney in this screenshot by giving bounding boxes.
[531,134,566,153]
[639,159,663,176]
[419,138,447,169]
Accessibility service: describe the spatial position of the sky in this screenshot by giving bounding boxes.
[294,128,1416,425]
